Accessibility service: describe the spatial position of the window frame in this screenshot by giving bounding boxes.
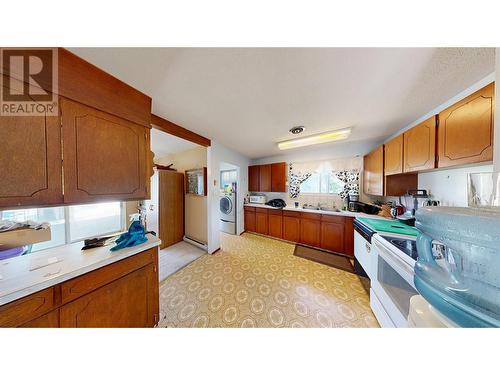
[299,172,345,195]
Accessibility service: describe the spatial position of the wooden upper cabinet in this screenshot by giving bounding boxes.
[60,98,150,204]
[259,164,272,192]
[248,165,260,192]
[363,145,384,196]
[0,78,63,208]
[438,83,494,168]
[384,134,403,176]
[271,162,287,192]
[404,116,436,172]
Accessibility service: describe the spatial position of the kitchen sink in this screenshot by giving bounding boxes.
[302,204,340,212]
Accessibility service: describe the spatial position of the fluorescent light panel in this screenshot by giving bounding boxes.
[277,128,351,150]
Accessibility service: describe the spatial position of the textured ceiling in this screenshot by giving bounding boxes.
[70,48,495,159]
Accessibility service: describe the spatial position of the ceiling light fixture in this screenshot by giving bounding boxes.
[277,127,351,150]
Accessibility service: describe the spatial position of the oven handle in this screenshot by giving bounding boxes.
[375,240,416,288]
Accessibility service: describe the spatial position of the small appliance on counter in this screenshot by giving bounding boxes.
[414,207,500,327]
[396,189,429,226]
[249,194,266,204]
[266,198,286,208]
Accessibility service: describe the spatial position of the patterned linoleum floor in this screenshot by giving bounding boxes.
[158,232,379,328]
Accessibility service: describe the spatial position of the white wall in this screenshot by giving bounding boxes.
[207,141,250,253]
[494,48,500,173]
[418,164,494,207]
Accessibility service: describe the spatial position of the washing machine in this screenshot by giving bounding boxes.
[219,192,236,234]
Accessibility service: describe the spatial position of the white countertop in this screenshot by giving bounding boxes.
[244,203,382,219]
[0,234,161,307]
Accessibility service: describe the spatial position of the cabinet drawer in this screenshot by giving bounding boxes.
[268,209,283,216]
[300,212,321,221]
[61,248,157,304]
[321,215,345,224]
[0,287,55,327]
[244,206,256,212]
[255,207,268,214]
[283,210,300,218]
[20,309,60,328]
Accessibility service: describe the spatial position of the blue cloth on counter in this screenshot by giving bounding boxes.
[110,220,148,252]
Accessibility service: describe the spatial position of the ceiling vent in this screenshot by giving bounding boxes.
[289,126,305,135]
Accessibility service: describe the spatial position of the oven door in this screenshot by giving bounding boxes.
[371,236,418,327]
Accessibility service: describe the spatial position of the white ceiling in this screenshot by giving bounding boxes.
[70,48,495,159]
[150,128,198,159]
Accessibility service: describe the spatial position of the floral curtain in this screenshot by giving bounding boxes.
[288,163,311,198]
[335,169,360,199]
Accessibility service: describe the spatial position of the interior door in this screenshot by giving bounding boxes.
[60,98,150,204]
[158,171,184,248]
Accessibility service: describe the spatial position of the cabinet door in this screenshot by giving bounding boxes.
[0,287,55,328]
[320,222,345,254]
[384,134,403,176]
[438,83,494,168]
[404,116,436,172]
[259,164,272,192]
[271,162,287,192]
[60,263,158,328]
[255,209,268,235]
[244,208,256,232]
[248,165,260,192]
[159,171,184,248]
[60,98,149,204]
[300,218,321,248]
[363,145,384,196]
[0,79,62,208]
[283,216,300,243]
[268,212,283,238]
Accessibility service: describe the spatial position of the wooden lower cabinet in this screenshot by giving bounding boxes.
[255,208,269,235]
[244,207,256,232]
[283,213,300,243]
[268,211,283,238]
[243,207,355,257]
[60,264,157,328]
[0,247,159,328]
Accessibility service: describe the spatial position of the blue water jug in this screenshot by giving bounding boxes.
[414,207,500,327]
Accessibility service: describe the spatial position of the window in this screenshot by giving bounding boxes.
[0,202,125,253]
[300,172,344,194]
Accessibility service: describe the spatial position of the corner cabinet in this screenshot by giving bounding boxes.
[363,145,384,196]
[437,82,494,168]
[60,98,151,204]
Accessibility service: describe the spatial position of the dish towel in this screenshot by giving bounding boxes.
[110,220,148,252]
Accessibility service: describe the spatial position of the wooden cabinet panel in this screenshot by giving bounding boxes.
[60,98,149,204]
[320,222,345,254]
[438,83,494,168]
[248,165,260,192]
[363,145,384,196]
[384,134,403,176]
[343,217,354,257]
[0,288,55,327]
[60,263,158,328]
[0,78,63,208]
[271,162,287,192]
[283,216,300,242]
[21,309,59,328]
[300,218,321,248]
[404,116,436,172]
[259,164,272,192]
[268,212,283,238]
[244,207,256,232]
[255,209,268,235]
[61,248,157,304]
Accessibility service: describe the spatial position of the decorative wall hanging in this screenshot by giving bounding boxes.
[335,169,360,199]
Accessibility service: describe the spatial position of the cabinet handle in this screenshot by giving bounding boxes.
[365,242,371,253]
